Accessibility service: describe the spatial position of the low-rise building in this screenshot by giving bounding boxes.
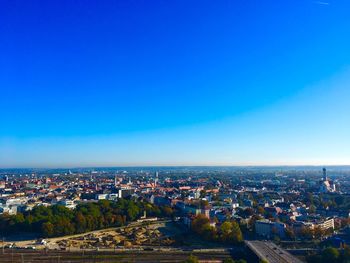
[255,219,286,238]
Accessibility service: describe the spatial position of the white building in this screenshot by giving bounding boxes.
[319,168,336,193]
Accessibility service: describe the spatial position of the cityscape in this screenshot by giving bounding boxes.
[1,0,350,262]
[1,166,350,262]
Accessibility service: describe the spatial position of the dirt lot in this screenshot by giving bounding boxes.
[3,221,185,251]
[52,222,178,250]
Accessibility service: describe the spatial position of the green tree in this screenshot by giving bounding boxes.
[183,255,199,263]
[0,199,171,237]
[13,213,25,224]
[126,203,140,221]
[42,222,54,237]
[257,206,265,215]
[74,212,87,233]
[161,206,174,217]
[220,221,233,242]
[219,221,243,244]
[342,246,350,262]
[191,214,210,235]
[285,226,295,240]
[322,247,339,263]
[201,223,217,241]
[231,221,243,244]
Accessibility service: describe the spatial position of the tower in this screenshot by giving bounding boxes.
[155,171,159,187]
[323,168,327,181]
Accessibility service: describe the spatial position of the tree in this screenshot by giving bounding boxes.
[342,245,350,262]
[257,206,265,215]
[191,214,210,235]
[322,247,339,263]
[219,221,243,244]
[161,206,174,217]
[0,199,170,238]
[223,258,235,263]
[309,205,316,214]
[201,223,217,241]
[314,226,325,240]
[306,253,321,263]
[220,221,233,242]
[285,226,295,240]
[127,203,139,221]
[74,212,87,233]
[42,222,54,237]
[183,255,199,263]
[199,200,209,208]
[231,221,243,244]
[301,226,313,240]
[13,213,25,224]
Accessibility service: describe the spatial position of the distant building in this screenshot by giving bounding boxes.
[265,206,283,217]
[150,195,171,206]
[292,218,335,236]
[58,199,76,209]
[255,219,286,238]
[319,168,336,193]
[95,193,109,200]
[316,218,335,231]
[117,187,135,198]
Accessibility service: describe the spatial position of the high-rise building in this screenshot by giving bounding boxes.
[323,168,327,181]
[320,168,336,193]
[154,171,159,187]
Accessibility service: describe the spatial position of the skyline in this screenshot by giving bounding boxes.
[1,0,350,168]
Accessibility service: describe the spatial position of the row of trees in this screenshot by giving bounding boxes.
[304,193,350,211]
[0,199,173,237]
[191,214,243,244]
[307,247,350,263]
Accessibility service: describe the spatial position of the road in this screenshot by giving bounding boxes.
[245,241,303,263]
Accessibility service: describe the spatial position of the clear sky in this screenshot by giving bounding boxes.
[1,0,350,168]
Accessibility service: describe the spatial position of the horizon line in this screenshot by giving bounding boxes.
[1,164,350,170]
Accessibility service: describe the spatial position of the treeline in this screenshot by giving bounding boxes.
[191,214,243,244]
[0,199,174,237]
[304,193,350,211]
[307,247,350,263]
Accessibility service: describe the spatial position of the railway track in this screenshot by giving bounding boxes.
[0,249,234,263]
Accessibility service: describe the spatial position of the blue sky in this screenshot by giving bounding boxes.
[0,0,350,167]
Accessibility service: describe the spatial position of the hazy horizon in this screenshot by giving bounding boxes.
[2,164,350,170]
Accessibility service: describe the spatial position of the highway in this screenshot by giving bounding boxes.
[245,241,303,263]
